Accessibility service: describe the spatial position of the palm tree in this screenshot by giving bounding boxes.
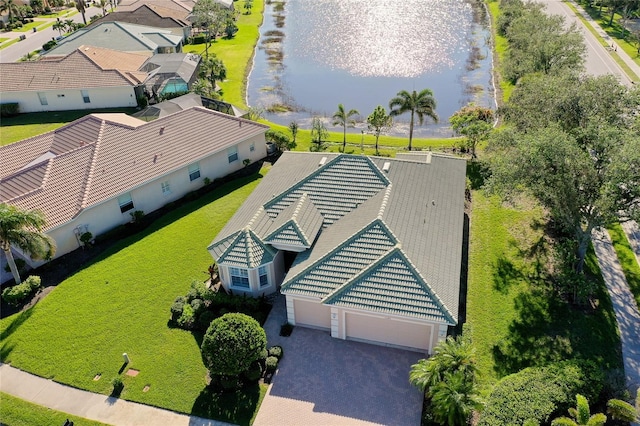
[332,103,359,153]
[99,0,106,16]
[551,394,606,426]
[0,0,22,24]
[389,88,438,151]
[53,20,66,36]
[366,105,392,155]
[0,204,56,284]
[606,398,638,422]
[430,371,483,426]
[410,335,479,393]
[75,0,86,25]
[199,56,227,88]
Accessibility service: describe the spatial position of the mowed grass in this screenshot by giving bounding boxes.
[487,1,514,103]
[0,173,266,424]
[608,223,640,308]
[0,393,109,426]
[0,108,137,145]
[467,184,622,391]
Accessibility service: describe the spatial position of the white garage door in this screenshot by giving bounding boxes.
[294,299,331,329]
[345,312,432,351]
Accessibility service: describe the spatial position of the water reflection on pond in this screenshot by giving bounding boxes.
[247,0,495,138]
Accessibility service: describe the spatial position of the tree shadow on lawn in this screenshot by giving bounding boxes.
[492,246,622,378]
[191,382,262,426]
[0,308,34,360]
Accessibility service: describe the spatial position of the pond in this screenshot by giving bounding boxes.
[247,0,496,138]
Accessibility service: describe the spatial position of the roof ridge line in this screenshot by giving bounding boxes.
[1,158,54,203]
[247,206,265,228]
[377,184,393,218]
[75,120,104,213]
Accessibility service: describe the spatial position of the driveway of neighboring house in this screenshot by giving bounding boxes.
[254,296,424,426]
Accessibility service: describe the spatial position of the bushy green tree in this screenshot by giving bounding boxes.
[310,117,328,152]
[449,104,493,158]
[201,313,267,378]
[366,105,392,155]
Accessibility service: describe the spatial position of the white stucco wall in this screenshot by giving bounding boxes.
[1,86,138,113]
[40,135,267,261]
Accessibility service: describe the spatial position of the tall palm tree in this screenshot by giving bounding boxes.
[332,103,359,153]
[389,88,438,151]
[0,0,22,24]
[430,371,483,426]
[199,55,227,88]
[75,0,86,25]
[0,204,56,284]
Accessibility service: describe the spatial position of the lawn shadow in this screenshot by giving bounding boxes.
[190,382,262,426]
[455,213,470,335]
[117,362,128,375]
[492,246,623,377]
[492,256,525,294]
[0,108,138,127]
[466,160,490,190]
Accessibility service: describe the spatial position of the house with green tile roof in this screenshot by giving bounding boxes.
[207,152,466,353]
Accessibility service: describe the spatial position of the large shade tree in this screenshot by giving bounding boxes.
[449,104,493,159]
[332,103,359,153]
[389,89,438,151]
[0,204,56,284]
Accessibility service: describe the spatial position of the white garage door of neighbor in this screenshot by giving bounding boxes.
[294,299,331,329]
[345,312,432,351]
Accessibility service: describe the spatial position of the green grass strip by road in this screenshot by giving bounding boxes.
[608,223,640,309]
[0,37,19,50]
[0,172,267,425]
[0,392,109,426]
[467,180,622,391]
[12,20,47,32]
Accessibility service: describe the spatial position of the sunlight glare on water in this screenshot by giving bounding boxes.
[290,0,469,78]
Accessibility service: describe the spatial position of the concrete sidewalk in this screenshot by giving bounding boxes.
[0,364,234,426]
[568,0,640,83]
[592,229,640,401]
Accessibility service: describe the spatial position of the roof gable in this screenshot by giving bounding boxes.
[281,218,397,298]
[215,228,276,268]
[264,155,390,226]
[265,193,323,249]
[323,247,455,323]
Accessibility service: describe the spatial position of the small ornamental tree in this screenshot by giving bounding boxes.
[201,313,267,378]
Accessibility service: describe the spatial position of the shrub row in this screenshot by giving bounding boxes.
[2,275,41,306]
[1,103,20,117]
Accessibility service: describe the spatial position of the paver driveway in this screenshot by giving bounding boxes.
[254,297,424,426]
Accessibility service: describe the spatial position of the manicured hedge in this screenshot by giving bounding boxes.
[2,275,41,306]
[0,103,20,117]
[478,361,603,426]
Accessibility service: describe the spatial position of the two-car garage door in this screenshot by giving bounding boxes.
[345,312,432,351]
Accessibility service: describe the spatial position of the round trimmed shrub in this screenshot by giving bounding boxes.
[196,310,216,331]
[177,304,195,330]
[170,296,185,322]
[201,313,267,377]
[268,345,283,360]
[265,356,278,374]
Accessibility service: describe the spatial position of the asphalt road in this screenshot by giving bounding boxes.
[537,0,633,86]
[0,6,103,63]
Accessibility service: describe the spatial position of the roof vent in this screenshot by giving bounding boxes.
[153,154,158,163]
[318,156,327,167]
[382,161,391,172]
[159,126,165,135]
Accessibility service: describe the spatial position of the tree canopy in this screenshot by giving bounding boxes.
[200,313,266,378]
[367,105,392,155]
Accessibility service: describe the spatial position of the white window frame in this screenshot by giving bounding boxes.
[81,90,91,103]
[258,265,269,287]
[38,92,48,105]
[188,163,201,181]
[249,143,255,152]
[230,267,249,288]
[118,193,134,213]
[227,146,238,163]
[161,180,171,195]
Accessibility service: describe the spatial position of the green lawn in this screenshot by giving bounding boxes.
[487,1,514,103]
[12,20,47,32]
[0,172,267,425]
[0,108,137,146]
[608,223,640,309]
[0,38,19,50]
[466,173,622,391]
[0,393,108,426]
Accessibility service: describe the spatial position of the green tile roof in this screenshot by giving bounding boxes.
[264,155,390,226]
[265,193,323,248]
[211,228,275,268]
[281,219,398,298]
[323,247,455,323]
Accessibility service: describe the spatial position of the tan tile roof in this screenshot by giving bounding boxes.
[77,45,149,73]
[118,0,194,14]
[0,107,268,229]
[0,48,147,92]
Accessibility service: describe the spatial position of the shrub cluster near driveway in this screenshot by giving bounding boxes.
[0,172,267,424]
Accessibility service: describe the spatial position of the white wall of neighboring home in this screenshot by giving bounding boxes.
[1,86,138,113]
[35,134,266,262]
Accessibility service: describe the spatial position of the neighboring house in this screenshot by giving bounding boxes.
[0,107,268,266]
[208,152,466,353]
[89,4,192,40]
[133,93,246,121]
[139,53,200,97]
[0,46,149,113]
[43,21,183,58]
